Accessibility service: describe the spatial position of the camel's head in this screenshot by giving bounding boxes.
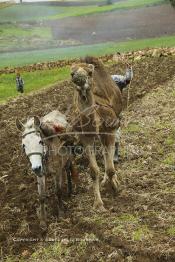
[71,63,94,100]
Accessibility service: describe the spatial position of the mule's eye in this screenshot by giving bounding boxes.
[71,72,75,77]
[22,144,25,150]
[39,140,43,145]
[88,71,93,77]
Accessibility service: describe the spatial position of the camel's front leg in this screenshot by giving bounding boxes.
[37,175,47,228]
[85,143,106,211]
[101,133,120,193]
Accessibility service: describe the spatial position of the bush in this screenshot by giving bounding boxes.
[169,0,175,6]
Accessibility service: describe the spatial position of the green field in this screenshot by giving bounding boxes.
[0,35,175,68]
[0,24,52,52]
[0,0,165,22]
[0,67,70,103]
[49,0,166,20]
[0,35,175,103]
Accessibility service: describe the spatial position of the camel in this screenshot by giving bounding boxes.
[71,56,122,211]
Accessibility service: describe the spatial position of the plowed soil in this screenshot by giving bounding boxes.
[0,55,175,261]
[49,5,175,45]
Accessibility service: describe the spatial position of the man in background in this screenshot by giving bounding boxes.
[16,72,24,93]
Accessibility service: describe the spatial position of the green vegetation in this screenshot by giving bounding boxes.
[0,35,175,68]
[169,0,175,6]
[133,226,152,241]
[0,25,52,52]
[125,122,141,133]
[31,243,66,261]
[167,226,175,236]
[0,5,63,22]
[0,67,70,103]
[0,0,166,22]
[0,25,51,39]
[163,152,175,165]
[49,0,166,20]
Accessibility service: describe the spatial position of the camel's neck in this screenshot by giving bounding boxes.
[78,89,95,111]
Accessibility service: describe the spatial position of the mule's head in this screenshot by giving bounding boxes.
[71,63,94,101]
[16,116,44,176]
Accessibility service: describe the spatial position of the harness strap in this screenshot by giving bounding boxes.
[27,152,43,158]
[22,130,41,138]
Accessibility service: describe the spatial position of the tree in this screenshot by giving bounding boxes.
[169,0,175,7]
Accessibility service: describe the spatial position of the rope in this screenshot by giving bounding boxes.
[126,70,133,111]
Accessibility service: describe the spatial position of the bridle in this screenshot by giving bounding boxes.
[22,130,44,159]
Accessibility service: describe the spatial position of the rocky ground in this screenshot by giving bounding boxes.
[0,54,175,261]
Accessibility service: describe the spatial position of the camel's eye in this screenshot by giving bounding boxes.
[22,144,25,151]
[39,140,43,145]
[88,71,93,77]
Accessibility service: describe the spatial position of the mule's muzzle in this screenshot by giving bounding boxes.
[32,165,42,176]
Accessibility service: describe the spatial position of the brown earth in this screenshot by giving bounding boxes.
[49,4,175,45]
[0,55,175,261]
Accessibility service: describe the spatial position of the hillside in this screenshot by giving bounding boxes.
[0,54,175,261]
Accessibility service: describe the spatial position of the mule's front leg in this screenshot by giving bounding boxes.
[85,143,106,212]
[37,175,47,228]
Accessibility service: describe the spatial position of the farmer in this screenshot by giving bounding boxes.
[111,66,133,92]
[112,65,134,163]
[16,73,24,93]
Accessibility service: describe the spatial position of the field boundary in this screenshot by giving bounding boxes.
[0,47,174,75]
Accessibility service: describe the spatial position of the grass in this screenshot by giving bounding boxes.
[49,0,166,20]
[31,243,66,261]
[0,67,70,103]
[163,152,175,165]
[0,5,64,22]
[133,226,152,241]
[125,123,141,133]
[0,25,51,39]
[167,226,175,236]
[0,0,166,22]
[0,24,52,52]
[0,35,174,69]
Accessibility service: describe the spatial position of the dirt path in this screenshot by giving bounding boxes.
[0,55,175,261]
[49,5,175,45]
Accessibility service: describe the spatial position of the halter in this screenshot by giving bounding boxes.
[22,130,44,159]
[22,130,41,138]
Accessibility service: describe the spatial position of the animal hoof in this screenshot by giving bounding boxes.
[40,221,47,231]
[101,178,107,187]
[59,208,66,218]
[93,203,107,213]
[111,174,120,193]
[113,157,119,164]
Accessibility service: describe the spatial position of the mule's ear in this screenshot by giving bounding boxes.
[88,64,95,73]
[34,116,40,128]
[16,118,24,131]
